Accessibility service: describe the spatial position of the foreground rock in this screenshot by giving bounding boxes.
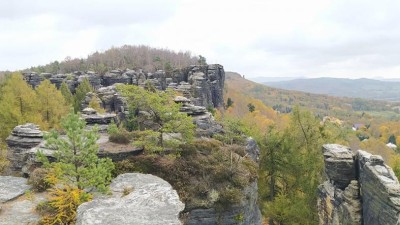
[0,176,31,203]
[0,191,46,225]
[76,173,185,225]
[318,144,400,225]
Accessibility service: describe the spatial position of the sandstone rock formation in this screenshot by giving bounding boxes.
[23,64,225,109]
[76,173,185,225]
[318,144,400,225]
[182,181,262,225]
[6,123,43,174]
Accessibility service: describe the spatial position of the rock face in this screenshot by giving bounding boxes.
[318,144,400,225]
[24,64,225,109]
[6,123,43,174]
[0,176,31,203]
[182,181,262,225]
[76,173,185,225]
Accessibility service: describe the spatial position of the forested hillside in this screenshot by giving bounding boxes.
[224,71,400,163]
[0,45,202,75]
[264,77,400,102]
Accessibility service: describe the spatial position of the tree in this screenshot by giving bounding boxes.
[389,134,397,145]
[260,107,324,225]
[39,113,114,192]
[60,81,74,106]
[198,55,207,65]
[73,78,93,112]
[226,98,234,108]
[0,73,41,140]
[247,103,255,112]
[36,80,69,130]
[117,85,195,152]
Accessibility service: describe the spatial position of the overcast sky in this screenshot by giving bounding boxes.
[1,0,400,78]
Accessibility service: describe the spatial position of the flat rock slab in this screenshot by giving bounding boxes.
[0,193,47,225]
[0,176,31,203]
[76,173,185,225]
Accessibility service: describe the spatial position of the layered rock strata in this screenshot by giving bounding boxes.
[23,64,225,109]
[318,144,400,225]
[6,124,43,173]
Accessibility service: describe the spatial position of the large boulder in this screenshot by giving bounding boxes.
[76,173,185,225]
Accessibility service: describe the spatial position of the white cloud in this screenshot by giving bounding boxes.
[1,0,400,78]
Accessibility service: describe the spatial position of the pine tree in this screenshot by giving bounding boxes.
[60,81,73,106]
[36,80,69,130]
[39,113,114,192]
[73,78,93,112]
[117,85,195,152]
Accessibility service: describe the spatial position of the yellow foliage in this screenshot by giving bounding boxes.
[39,186,92,225]
[88,96,105,113]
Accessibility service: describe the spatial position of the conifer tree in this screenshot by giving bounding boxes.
[36,80,69,130]
[117,85,195,152]
[0,73,41,139]
[73,78,93,112]
[60,81,73,106]
[39,113,114,192]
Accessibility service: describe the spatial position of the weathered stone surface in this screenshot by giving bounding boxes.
[246,137,260,162]
[322,144,356,189]
[0,192,46,225]
[6,124,43,173]
[76,173,184,225]
[182,181,261,225]
[192,112,223,137]
[318,145,400,225]
[81,112,117,125]
[317,180,361,225]
[357,150,400,225]
[0,176,31,203]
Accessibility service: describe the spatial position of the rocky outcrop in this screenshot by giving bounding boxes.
[318,144,400,225]
[6,124,43,174]
[0,176,31,203]
[76,173,184,225]
[23,64,225,109]
[182,181,262,225]
[81,107,117,132]
[357,150,400,225]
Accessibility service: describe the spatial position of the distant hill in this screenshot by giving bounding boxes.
[225,72,400,121]
[247,76,300,83]
[263,77,400,102]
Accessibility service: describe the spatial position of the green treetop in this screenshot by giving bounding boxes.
[39,113,114,192]
[60,81,74,106]
[117,84,195,152]
[36,79,69,130]
[74,78,93,113]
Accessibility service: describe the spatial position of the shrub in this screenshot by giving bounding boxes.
[28,168,52,192]
[109,131,131,144]
[217,186,242,208]
[38,186,92,225]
